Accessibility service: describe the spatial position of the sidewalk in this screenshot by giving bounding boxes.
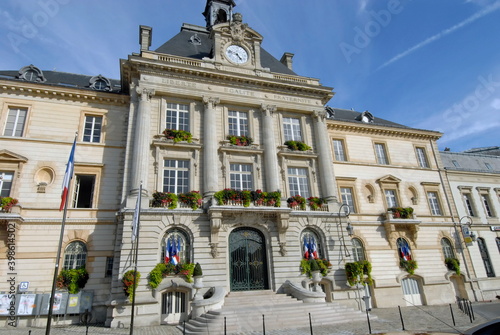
[1,302,498,335]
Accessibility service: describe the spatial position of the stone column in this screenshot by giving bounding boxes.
[261,104,280,192]
[312,110,338,205]
[130,87,155,196]
[203,96,220,198]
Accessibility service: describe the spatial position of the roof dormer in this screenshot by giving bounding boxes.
[203,0,236,30]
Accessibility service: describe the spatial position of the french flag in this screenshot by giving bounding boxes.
[310,238,318,259]
[164,239,171,264]
[170,238,180,265]
[401,245,412,261]
[59,138,76,211]
[303,237,310,259]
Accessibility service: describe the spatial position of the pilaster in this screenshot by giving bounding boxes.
[203,96,220,198]
[261,104,279,192]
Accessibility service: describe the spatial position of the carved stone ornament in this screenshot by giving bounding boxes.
[135,87,155,101]
[279,242,287,256]
[312,110,327,122]
[230,13,248,42]
[210,243,219,258]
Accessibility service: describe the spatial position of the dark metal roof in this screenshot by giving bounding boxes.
[326,107,409,128]
[0,69,122,93]
[440,150,500,174]
[155,24,297,76]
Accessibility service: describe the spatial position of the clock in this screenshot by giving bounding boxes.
[225,45,248,64]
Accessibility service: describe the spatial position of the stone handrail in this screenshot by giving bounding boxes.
[191,286,226,318]
[282,280,325,303]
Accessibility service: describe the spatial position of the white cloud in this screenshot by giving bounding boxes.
[491,99,500,109]
[377,1,500,70]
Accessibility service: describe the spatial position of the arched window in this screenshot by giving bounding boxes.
[300,229,323,259]
[161,229,190,264]
[441,238,455,259]
[63,241,87,270]
[351,238,366,262]
[397,238,412,261]
[477,238,495,277]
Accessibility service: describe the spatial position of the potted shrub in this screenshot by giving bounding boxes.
[151,192,178,209]
[284,140,311,151]
[445,257,461,275]
[56,267,89,294]
[227,135,253,146]
[0,197,18,213]
[122,270,141,302]
[163,129,193,143]
[193,263,203,289]
[388,207,414,219]
[178,191,202,210]
[345,260,373,287]
[287,195,306,210]
[307,197,326,210]
[400,259,418,275]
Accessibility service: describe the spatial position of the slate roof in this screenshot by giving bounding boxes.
[440,150,500,174]
[326,107,411,128]
[155,24,297,76]
[0,69,122,93]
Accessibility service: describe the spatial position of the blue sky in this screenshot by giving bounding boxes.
[1,0,499,152]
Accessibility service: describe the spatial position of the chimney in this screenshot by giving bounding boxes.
[139,25,152,52]
[280,52,294,71]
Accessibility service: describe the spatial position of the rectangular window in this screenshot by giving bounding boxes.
[72,175,96,208]
[4,107,27,137]
[163,159,189,194]
[228,111,249,136]
[340,187,356,213]
[375,143,389,165]
[288,167,310,199]
[385,189,398,208]
[283,117,302,142]
[230,163,253,190]
[0,171,14,197]
[427,191,442,215]
[83,115,103,143]
[333,139,347,161]
[463,193,475,216]
[415,147,429,168]
[166,103,189,131]
[481,194,493,217]
[452,160,460,168]
[485,162,492,170]
[105,257,114,278]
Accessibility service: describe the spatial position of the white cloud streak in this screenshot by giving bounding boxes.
[377,1,500,70]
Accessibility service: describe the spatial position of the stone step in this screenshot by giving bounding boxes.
[179,290,368,334]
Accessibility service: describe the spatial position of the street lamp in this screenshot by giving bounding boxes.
[459,216,476,242]
[453,215,478,301]
[339,204,353,257]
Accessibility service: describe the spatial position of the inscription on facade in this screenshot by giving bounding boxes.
[162,78,197,89]
[224,88,255,97]
[273,95,311,104]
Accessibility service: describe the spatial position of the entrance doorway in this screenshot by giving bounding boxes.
[229,228,268,291]
[161,291,188,324]
[401,277,423,306]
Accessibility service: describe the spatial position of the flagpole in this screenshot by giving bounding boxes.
[46,134,77,335]
[130,183,142,335]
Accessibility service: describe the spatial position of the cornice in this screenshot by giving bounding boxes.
[0,80,129,106]
[327,121,442,141]
[123,54,334,104]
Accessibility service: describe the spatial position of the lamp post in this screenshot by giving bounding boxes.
[339,204,353,257]
[453,215,478,301]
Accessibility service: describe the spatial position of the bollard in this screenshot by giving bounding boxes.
[469,300,475,320]
[183,320,186,335]
[398,306,405,331]
[309,313,314,335]
[366,309,372,334]
[224,316,227,335]
[262,314,266,335]
[450,304,456,326]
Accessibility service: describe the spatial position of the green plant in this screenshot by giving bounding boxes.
[445,257,461,275]
[163,129,193,143]
[151,192,178,209]
[227,135,253,146]
[179,263,196,283]
[284,140,311,151]
[345,260,372,286]
[56,267,89,294]
[122,270,141,302]
[400,259,418,275]
[300,259,330,278]
[310,258,320,272]
[147,262,197,288]
[193,263,203,277]
[148,263,167,289]
[0,197,18,213]
[287,195,306,210]
[307,197,326,210]
[388,207,414,219]
[178,191,202,210]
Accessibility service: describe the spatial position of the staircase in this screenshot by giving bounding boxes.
[179,290,370,334]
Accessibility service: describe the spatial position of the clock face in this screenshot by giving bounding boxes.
[225,45,248,64]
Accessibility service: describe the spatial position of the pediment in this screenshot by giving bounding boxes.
[0,150,28,163]
[377,175,401,184]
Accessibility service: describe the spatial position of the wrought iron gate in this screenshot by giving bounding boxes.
[229,228,268,291]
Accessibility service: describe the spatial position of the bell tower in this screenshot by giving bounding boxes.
[203,0,236,29]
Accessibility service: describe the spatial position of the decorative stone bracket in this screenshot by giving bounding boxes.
[383,213,421,249]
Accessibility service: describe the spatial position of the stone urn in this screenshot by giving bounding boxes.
[311,270,322,292]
